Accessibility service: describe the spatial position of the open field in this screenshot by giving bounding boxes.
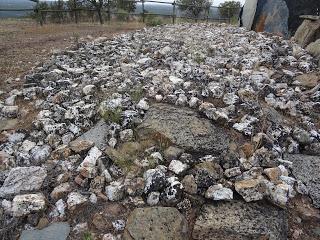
[0,18,144,91]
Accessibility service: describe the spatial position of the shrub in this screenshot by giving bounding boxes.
[116,9,129,22]
[83,232,93,240]
[130,87,144,103]
[145,15,163,27]
[100,107,122,124]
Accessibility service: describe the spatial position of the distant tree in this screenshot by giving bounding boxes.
[31,0,49,23]
[177,0,212,20]
[115,0,136,13]
[67,0,84,23]
[49,0,65,23]
[85,0,105,24]
[218,0,241,18]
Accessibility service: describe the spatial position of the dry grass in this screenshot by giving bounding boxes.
[0,18,144,91]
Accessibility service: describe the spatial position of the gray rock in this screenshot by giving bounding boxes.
[120,129,134,142]
[293,73,320,89]
[136,98,149,111]
[136,103,230,153]
[124,207,188,240]
[50,182,72,200]
[268,183,293,207]
[193,201,287,240]
[8,132,25,143]
[242,0,291,37]
[0,166,47,197]
[163,146,184,161]
[12,193,46,217]
[82,84,95,95]
[294,19,320,48]
[241,0,258,30]
[306,39,320,58]
[147,192,160,206]
[143,168,167,194]
[300,15,320,21]
[205,184,233,200]
[69,139,94,153]
[235,178,268,202]
[160,177,183,205]
[293,128,312,145]
[77,146,102,178]
[168,160,189,175]
[20,222,70,240]
[305,143,320,156]
[0,118,18,131]
[31,145,51,164]
[67,192,88,210]
[105,181,125,201]
[20,140,36,153]
[224,167,242,178]
[77,119,108,150]
[181,175,197,194]
[256,0,289,36]
[1,106,19,118]
[194,161,223,189]
[287,154,320,208]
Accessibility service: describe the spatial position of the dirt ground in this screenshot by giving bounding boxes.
[0,18,144,92]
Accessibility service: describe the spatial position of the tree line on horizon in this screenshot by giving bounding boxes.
[31,0,241,24]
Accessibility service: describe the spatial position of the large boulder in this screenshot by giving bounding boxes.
[252,0,289,37]
[242,0,258,30]
[306,39,320,58]
[242,0,320,36]
[192,201,288,240]
[286,154,320,208]
[294,18,320,48]
[136,103,230,153]
[0,167,47,198]
[123,207,188,240]
[242,0,289,36]
[285,0,320,35]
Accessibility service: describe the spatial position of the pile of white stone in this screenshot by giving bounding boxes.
[0,23,319,235]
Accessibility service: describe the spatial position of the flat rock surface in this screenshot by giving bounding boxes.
[293,73,320,88]
[0,166,47,197]
[286,154,320,208]
[124,207,188,240]
[242,0,258,30]
[192,201,288,240]
[300,15,320,21]
[19,222,70,240]
[0,118,18,131]
[76,119,108,150]
[306,39,320,58]
[136,103,230,153]
[253,0,289,37]
[294,19,320,47]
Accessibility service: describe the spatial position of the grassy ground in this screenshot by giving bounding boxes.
[0,18,144,91]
